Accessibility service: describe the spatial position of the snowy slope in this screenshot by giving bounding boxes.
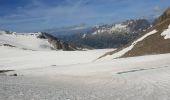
[8,51,170,77]
[0,31,53,51]
[0,46,114,70]
[1,46,170,99]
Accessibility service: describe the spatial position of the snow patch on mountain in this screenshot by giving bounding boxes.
[111,24,129,33]
[91,24,129,35]
[161,25,170,39]
[82,34,86,38]
[92,28,109,35]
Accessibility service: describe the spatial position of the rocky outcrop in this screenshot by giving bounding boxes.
[38,32,78,51]
[37,32,93,51]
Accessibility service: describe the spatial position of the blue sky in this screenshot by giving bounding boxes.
[0,0,170,32]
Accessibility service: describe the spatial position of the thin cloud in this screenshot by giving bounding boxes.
[153,6,162,13]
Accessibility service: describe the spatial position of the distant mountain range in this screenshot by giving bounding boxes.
[47,19,151,49]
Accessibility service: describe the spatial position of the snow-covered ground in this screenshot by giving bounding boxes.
[0,32,53,51]
[0,46,114,71]
[1,30,170,100]
[1,44,170,99]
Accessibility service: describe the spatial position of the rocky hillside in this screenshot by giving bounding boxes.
[123,7,170,57]
[58,19,151,49]
[99,7,170,59]
[38,32,89,51]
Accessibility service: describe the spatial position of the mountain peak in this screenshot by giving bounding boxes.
[154,7,170,25]
[164,7,170,16]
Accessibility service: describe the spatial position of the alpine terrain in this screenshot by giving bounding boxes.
[0,1,170,100]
